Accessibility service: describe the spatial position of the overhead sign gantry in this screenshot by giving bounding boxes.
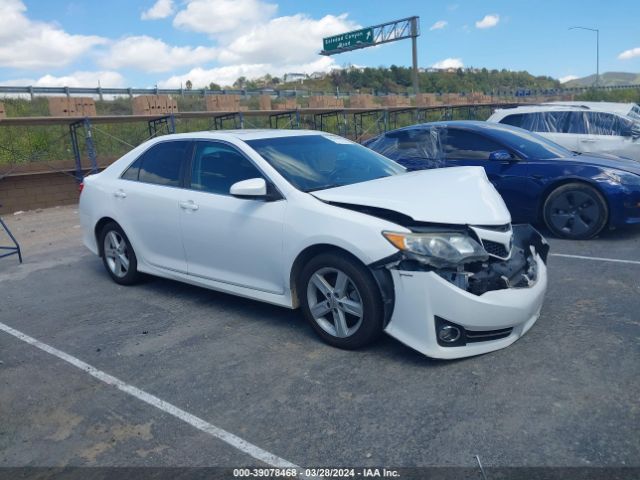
[320,16,421,95]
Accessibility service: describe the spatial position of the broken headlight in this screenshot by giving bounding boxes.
[382,231,489,267]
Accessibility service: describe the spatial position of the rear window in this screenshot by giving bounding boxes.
[136,141,191,187]
[499,111,587,134]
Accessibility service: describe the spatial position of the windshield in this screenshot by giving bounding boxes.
[482,124,575,159]
[246,135,406,192]
[629,104,640,121]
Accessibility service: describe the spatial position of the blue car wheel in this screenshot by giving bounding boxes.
[542,183,608,240]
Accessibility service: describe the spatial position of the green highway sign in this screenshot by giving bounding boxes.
[323,28,374,52]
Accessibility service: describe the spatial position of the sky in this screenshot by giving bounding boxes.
[0,0,639,89]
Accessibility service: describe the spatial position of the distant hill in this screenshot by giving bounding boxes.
[565,71,640,87]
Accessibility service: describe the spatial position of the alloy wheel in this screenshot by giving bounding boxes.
[306,267,364,338]
[103,230,130,278]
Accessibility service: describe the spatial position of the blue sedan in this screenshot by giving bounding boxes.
[365,121,640,239]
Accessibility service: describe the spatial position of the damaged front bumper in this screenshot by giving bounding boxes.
[380,225,549,359]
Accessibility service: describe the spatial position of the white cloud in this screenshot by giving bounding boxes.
[141,0,175,20]
[475,14,500,29]
[4,70,125,87]
[0,0,107,69]
[618,47,640,60]
[173,0,277,35]
[429,20,448,31]
[100,36,218,73]
[432,58,464,69]
[559,75,578,84]
[218,14,358,65]
[158,57,337,88]
[159,8,357,88]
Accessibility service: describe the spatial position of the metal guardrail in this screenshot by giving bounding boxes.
[1,83,639,99]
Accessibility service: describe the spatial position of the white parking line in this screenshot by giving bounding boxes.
[550,253,640,265]
[0,321,300,470]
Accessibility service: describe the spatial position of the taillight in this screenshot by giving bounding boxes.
[78,182,84,195]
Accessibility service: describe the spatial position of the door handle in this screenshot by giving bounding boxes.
[113,189,127,198]
[179,200,199,211]
[580,139,597,143]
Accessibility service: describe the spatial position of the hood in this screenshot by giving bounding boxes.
[562,153,640,175]
[311,166,511,226]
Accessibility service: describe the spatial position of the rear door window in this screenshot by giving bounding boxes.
[563,112,588,134]
[502,112,574,133]
[137,141,191,187]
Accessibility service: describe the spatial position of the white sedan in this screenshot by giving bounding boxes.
[79,130,548,359]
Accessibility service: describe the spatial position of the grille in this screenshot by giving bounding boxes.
[473,223,511,232]
[482,240,509,258]
[465,327,513,343]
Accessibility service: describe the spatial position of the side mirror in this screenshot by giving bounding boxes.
[230,178,267,199]
[489,150,515,161]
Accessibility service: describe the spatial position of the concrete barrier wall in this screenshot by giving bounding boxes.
[0,171,79,214]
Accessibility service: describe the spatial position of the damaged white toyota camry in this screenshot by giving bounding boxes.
[79,130,549,359]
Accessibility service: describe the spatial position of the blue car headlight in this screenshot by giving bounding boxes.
[604,170,640,187]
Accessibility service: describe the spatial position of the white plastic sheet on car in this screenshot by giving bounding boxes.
[501,110,640,138]
[365,127,447,170]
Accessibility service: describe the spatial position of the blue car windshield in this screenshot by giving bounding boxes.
[246,135,406,192]
[485,125,575,160]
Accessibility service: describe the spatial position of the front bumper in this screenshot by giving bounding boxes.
[382,225,548,360]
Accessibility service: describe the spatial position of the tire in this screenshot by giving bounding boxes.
[99,222,141,285]
[542,183,608,240]
[298,252,384,350]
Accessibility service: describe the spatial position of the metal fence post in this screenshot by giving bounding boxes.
[83,118,98,174]
[69,122,83,182]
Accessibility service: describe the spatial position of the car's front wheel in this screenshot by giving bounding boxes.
[543,183,608,239]
[99,222,141,285]
[299,252,384,350]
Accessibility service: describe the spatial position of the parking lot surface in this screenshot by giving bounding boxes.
[1,206,639,469]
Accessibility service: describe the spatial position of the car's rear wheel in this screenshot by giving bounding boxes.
[99,222,141,285]
[543,183,608,239]
[299,252,384,349]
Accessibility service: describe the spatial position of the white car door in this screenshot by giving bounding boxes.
[116,140,191,273]
[580,112,639,160]
[179,140,287,294]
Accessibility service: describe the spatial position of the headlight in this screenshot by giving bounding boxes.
[382,231,489,267]
[604,170,640,187]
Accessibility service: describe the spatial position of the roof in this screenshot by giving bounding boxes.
[391,120,498,130]
[546,101,636,115]
[493,102,638,117]
[149,129,330,142]
[378,120,535,138]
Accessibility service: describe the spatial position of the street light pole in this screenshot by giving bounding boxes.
[569,26,600,87]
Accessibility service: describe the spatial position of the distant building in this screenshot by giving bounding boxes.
[309,72,326,80]
[284,73,307,83]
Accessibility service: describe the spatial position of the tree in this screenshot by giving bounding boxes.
[208,82,221,91]
[233,76,247,89]
[185,79,193,90]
